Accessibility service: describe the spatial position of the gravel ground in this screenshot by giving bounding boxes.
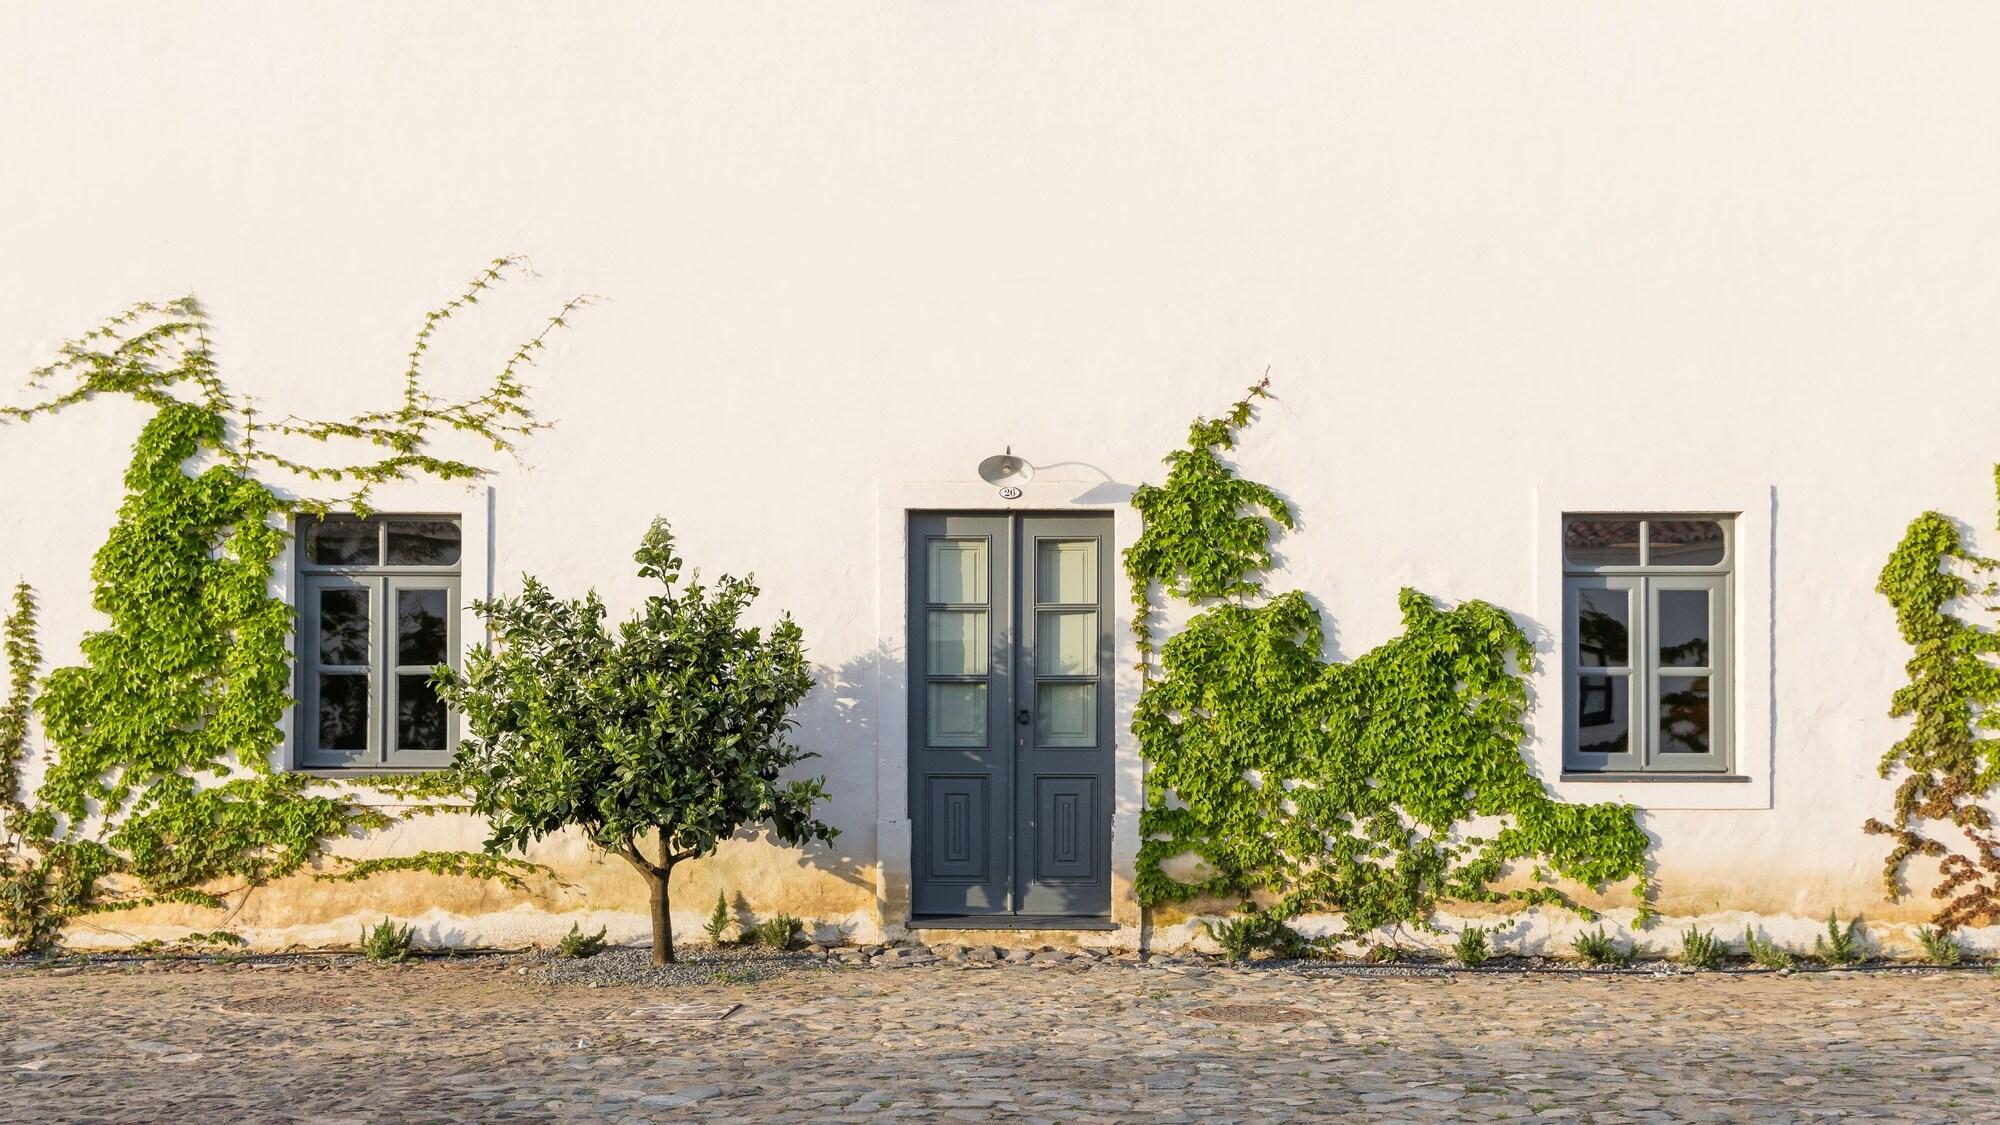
[527,944,828,988]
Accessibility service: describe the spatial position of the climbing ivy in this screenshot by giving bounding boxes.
[1866,490,2000,930]
[0,260,581,953]
[1126,382,1651,940]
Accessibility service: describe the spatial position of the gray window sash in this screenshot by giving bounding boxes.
[299,574,383,769]
[1563,575,1642,773]
[1643,573,1729,773]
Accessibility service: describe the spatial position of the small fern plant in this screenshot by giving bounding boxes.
[704,892,733,946]
[556,922,609,960]
[1678,927,1724,970]
[1203,906,1311,960]
[1570,926,1630,967]
[1914,924,1963,966]
[1813,912,1867,966]
[360,918,416,963]
[1452,925,1492,967]
[754,914,805,950]
[1742,927,1795,969]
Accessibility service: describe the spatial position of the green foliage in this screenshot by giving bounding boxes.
[1364,942,1405,964]
[439,520,837,966]
[1569,926,1630,967]
[0,261,582,953]
[1742,927,1796,970]
[1914,924,1964,966]
[1452,925,1493,967]
[1813,911,1867,966]
[1126,383,1651,935]
[1867,500,2000,930]
[1124,376,1294,667]
[1202,904,1315,960]
[752,913,805,950]
[360,917,417,963]
[1678,927,1724,969]
[704,892,733,946]
[556,922,610,959]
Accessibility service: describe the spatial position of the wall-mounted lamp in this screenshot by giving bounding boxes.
[976,447,1034,498]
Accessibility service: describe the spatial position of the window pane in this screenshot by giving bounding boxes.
[1660,675,1711,754]
[386,520,462,566]
[397,674,448,751]
[318,673,369,751]
[1036,540,1097,604]
[1657,589,1710,668]
[317,588,370,665]
[307,519,378,566]
[927,610,986,676]
[927,682,987,747]
[1575,587,1629,668]
[927,539,986,604]
[397,588,450,666]
[1036,610,1098,676]
[1648,520,1725,566]
[1564,519,1640,567]
[1037,682,1096,747]
[1575,675,1628,755]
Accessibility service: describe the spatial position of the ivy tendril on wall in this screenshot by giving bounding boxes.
[1123,379,1652,950]
[0,259,588,953]
[1867,474,2000,931]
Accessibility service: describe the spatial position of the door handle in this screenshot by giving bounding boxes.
[1017,708,1031,726]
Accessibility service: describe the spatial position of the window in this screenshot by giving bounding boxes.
[296,515,461,769]
[1562,515,1731,775]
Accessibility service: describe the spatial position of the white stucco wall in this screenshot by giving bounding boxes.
[4,3,1999,953]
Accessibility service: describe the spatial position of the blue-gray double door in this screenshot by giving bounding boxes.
[909,512,1113,918]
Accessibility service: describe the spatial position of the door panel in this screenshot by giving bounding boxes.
[909,511,1112,919]
[909,516,1012,914]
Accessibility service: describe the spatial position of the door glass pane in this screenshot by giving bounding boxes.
[1564,519,1640,567]
[1660,675,1711,754]
[397,588,450,666]
[1036,610,1098,676]
[1575,675,1628,755]
[308,519,378,566]
[927,610,986,676]
[386,520,462,566]
[397,674,448,751]
[927,682,987,746]
[1649,520,1725,566]
[318,673,369,751]
[1657,589,1710,668]
[1036,540,1097,604]
[1037,682,1096,747]
[1574,587,1629,668]
[928,539,986,604]
[317,588,370,665]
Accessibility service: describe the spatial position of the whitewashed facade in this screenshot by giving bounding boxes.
[3,4,1999,954]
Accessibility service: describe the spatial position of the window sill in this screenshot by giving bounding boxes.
[295,767,450,778]
[1559,772,1749,783]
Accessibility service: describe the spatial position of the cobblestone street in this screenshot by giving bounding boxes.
[4,953,1998,1122]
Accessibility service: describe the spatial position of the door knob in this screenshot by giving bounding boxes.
[1017,708,1031,726]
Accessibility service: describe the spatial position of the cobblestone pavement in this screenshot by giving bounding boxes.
[4,950,1999,1122]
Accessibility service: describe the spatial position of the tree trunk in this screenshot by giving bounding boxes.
[618,839,679,966]
[648,866,675,965]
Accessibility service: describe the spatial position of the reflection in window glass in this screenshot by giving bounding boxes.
[927,610,987,676]
[386,521,462,566]
[397,589,449,666]
[1036,610,1097,676]
[1657,589,1710,668]
[1575,676,1627,755]
[318,673,369,751]
[1037,682,1096,747]
[1575,588,1629,668]
[1036,540,1097,604]
[927,540,986,604]
[397,674,448,751]
[318,588,370,665]
[308,519,378,566]
[1660,675,1710,754]
[1648,520,1725,565]
[1565,519,1641,567]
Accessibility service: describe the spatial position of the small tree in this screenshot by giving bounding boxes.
[439,520,836,964]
